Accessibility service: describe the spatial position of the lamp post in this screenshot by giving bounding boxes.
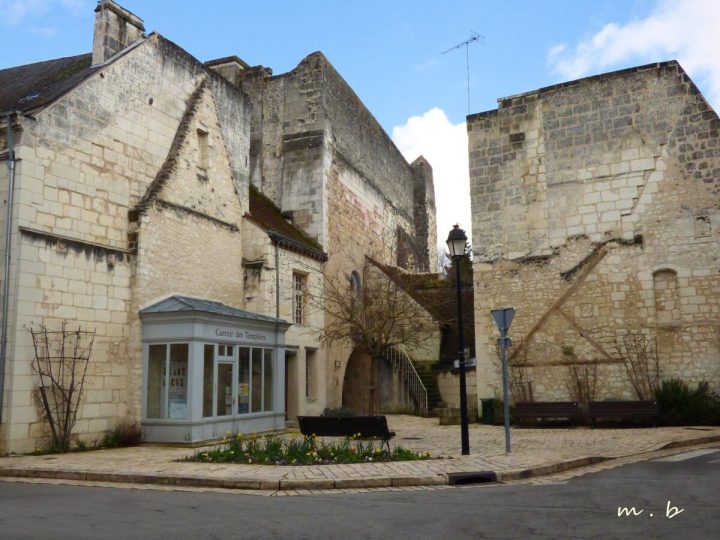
[446,224,470,455]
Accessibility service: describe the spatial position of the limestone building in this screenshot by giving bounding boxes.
[0,0,436,453]
[467,61,720,407]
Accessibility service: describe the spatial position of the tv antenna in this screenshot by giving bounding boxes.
[442,30,484,114]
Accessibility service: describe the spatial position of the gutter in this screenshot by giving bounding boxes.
[0,110,19,422]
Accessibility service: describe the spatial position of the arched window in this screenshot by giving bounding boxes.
[653,269,680,325]
[349,271,362,302]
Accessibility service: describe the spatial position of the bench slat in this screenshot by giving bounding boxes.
[588,401,658,418]
[515,402,580,419]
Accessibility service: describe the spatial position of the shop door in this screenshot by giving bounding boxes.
[216,344,236,416]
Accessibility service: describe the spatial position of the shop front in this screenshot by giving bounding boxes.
[139,296,290,443]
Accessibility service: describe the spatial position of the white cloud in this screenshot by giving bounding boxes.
[548,0,720,109]
[0,0,86,26]
[392,108,471,254]
[28,25,58,38]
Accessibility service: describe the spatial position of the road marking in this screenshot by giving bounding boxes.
[653,449,720,462]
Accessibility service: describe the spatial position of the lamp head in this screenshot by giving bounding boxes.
[446,224,467,259]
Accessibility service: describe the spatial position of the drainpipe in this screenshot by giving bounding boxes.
[274,238,280,319]
[273,237,281,422]
[0,111,18,422]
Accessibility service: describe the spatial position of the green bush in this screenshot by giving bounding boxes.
[491,398,517,425]
[101,420,143,448]
[187,434,432,465]
[654,379,720,426]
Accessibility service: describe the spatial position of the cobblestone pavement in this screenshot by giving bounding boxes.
[1,416,718,491]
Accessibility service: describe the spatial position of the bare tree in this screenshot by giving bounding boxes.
[310,256,438,358]
[29,323,95,451]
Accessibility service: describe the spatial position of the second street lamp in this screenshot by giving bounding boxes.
[446,224,470,455]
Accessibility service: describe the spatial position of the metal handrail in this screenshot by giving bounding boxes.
[382,345,428,416]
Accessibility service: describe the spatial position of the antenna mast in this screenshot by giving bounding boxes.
[442,30,484,114]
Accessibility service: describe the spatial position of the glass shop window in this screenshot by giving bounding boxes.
[203,344,214,417]
[251,348,263,412]
[146,343,189,419]
[216,362,234,417]
[263,349,274,411]
[238,347,250,414]
[147,344,166,419]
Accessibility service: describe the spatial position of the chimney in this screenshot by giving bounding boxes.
[205,56,251,87]
[92,0,145,66]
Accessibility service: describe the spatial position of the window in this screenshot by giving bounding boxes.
[263,349,274,411]
[251,348,263,412]
[293,272,306,325]
[197,127,209,177]
[146,343,189,419]
[238,347,250,414]
[350,271,361,302]
[202,344,214,417]
[694,215,711,238]
[197,344,275,418]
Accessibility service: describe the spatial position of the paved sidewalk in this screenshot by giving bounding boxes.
[1,415,719,491]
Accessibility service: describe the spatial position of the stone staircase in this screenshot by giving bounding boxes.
[414,363,443,414]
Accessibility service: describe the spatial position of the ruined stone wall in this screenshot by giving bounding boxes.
[1,34,251,453]
[240,52,436,269]
[468,61,720,402]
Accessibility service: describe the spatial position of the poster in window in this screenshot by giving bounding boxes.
[168,361,187,419]
[238,383,250,414]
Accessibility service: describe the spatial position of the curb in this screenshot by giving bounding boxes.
[1,433,718,492]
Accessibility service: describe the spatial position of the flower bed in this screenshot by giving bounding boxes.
[186,434,433,465]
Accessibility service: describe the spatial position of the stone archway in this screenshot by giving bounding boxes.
[341,349,376,414]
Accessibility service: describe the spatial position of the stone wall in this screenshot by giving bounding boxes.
[468,61,720,402]
[238,52,436,271]
[0,34,251,453]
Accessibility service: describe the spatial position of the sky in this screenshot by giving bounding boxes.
[1,0,718,254]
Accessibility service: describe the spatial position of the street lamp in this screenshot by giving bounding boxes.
[446,224,470,455]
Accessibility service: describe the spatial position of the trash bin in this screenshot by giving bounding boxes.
[480,399,495,424]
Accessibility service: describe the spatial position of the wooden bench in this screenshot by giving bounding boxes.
[297,415,396,451]
[588,401,658,425]
[515,402,580,424]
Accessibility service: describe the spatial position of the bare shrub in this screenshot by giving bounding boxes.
[566,363,598,405]
[29,323,95,452]
[596,330,660,400]
[102,420,142,448]
[497,338,533,402]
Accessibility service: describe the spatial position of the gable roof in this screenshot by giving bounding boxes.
[247,185,328,262]
[0,53,97,115]
[140,295,288,325]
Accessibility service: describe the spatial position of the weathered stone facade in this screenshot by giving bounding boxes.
[0,1,438,453]
[468,61,720,405]
[231,52,438,409]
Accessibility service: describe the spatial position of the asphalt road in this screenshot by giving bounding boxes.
[0,446,718,540]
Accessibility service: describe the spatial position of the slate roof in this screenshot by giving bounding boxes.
[140,295,288,325]
[0,53,97,115]
[247,185,327,262]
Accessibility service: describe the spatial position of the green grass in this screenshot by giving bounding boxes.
[185,434,433,465]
